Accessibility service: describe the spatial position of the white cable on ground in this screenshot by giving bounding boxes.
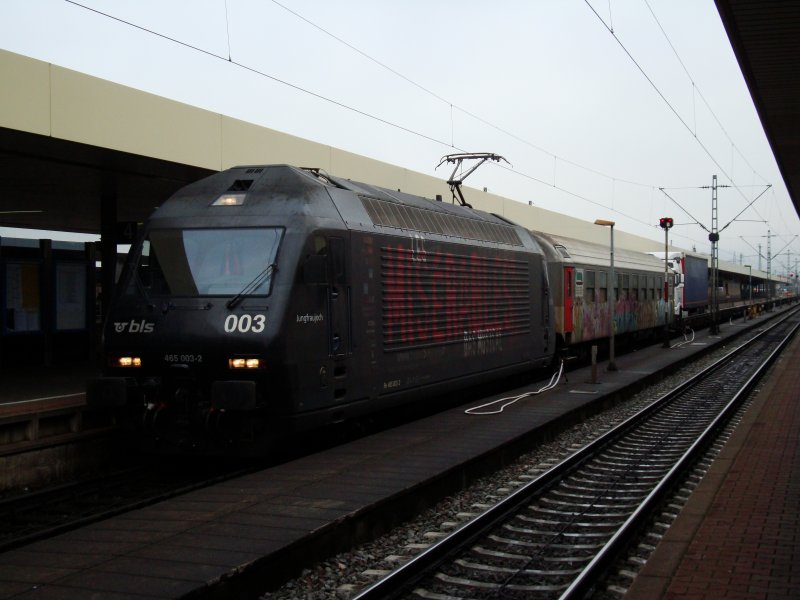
[465,359,565,415]
[671,327,695,349]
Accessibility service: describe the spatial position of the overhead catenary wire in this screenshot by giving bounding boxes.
[645,8,773,230]
[64,2,764,202]
[720,185,772,233]
[659,183,788,260]
[255,5,791,250]
[62,0,677,241]
[583,0,737,187]
[63,0,457,151]
[268,0,655,192]
[584,0,779,233]
[274,0,783,243]
[496,163,666,232]
[642,0,769,186]
[62,0,791,258]
[658,187,711,233]
[223,0,233,61]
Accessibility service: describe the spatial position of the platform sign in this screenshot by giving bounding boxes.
[116,222,139,243]
[5,262,41,331]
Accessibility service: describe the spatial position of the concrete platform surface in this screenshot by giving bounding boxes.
[626,323,800,599]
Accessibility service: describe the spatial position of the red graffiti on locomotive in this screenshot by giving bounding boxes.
[382,244,527,348]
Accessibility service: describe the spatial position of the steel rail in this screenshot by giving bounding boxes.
[0,459,258,554]
[559,310,800,599]
[352,306,800,600]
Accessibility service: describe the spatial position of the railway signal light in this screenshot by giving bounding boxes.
[658,217,672,348]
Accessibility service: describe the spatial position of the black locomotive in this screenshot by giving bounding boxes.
[89,165,556,453]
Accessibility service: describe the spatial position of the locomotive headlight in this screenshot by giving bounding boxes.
[212,193,246,206]
[228,357,262,369]
[115,356,142,368]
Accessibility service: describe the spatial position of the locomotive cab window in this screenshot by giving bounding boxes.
[125,228,283,297]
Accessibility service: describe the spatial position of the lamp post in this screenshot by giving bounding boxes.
[594,219,617,371]
[744,265,752,317]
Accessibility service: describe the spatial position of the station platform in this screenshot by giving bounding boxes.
[0,359,110,495]
[0,308,796,599]
[626,322,800,599]
[0,361,99,405]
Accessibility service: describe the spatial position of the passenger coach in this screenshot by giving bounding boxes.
[535,232,671,353]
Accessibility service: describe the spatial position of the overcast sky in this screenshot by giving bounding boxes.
[1,0,798,273]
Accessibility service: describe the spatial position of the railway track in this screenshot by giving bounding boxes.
[0,457,257,553]
[352,307,800,600]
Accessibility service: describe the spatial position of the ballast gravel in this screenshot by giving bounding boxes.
[261,345,732,599]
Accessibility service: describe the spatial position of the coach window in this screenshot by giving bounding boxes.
[598,271,607,303]
[585,270,596,302]
[630,274,638,301]
[618,273,625,301]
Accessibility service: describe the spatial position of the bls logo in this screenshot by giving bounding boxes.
[114,320,155,334]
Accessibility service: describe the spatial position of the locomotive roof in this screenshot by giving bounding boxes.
[152,165,535,250]
[325,171,530,248]
[151,165,334,220]
[155,164,514,223]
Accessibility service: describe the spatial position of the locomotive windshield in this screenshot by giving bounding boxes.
[125,227,282,298]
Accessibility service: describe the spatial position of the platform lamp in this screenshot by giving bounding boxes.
[594,219,617,371]
[744,265,752,312]
[659,217,674,347]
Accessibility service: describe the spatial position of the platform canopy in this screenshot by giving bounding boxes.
[1,0,799,237]
[0,125,213,234]
[715,0,800,217]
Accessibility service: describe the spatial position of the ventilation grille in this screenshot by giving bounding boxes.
[381,245,531,352]
[361,195,522,246]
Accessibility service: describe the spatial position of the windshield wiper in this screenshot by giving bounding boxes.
[227,263,277,310]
